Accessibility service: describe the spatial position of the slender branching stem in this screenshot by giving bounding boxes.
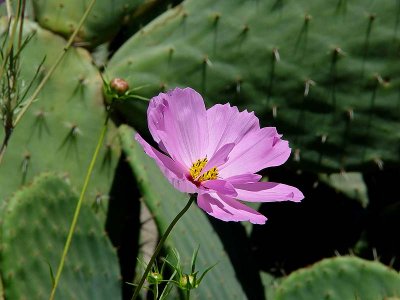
[0,127,11,164]
[0,62,13,164]
[0,0,21,80]
[49,116,109,300]
[131,195,196,300]
[17,0,26,50]
[5,0,13,18]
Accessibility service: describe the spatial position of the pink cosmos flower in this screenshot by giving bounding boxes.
[135,88,304,224]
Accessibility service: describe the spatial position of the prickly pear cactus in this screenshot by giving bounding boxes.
[319,172,369,208]
[0,18,118,207]
[31,0,145,47]
[119,125,248,300]
[0,173,121,299]
[107,0,400,173]
[274,256,400,300]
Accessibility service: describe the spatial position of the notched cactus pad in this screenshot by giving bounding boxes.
[0,173,121,300]
[108,0,400,173]
[274,256,400,300]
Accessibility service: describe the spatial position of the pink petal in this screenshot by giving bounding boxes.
[225,173,262,184]
[147,94,168,144]
[135,134,185,178]
[206,104,259,158]
[147,88,208,167]
[202,180,238,197]
[234,182,304,202]
[197,193,267,224]
[219,127,291,177]
[199,143,235,177]
[135,134,197,193]
[169,178,198,194]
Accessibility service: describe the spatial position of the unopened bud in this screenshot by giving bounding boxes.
[110,78,129,95]
[179,274,196,290]
[147,272,163,285]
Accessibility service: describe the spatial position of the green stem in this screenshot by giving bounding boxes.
[132,195,196,300]
[5,0,13,17]
[49,116,108,300]
[186,288,190,300]
[0,0,21,81]
[0,128,11,165]
[17,0,26,51]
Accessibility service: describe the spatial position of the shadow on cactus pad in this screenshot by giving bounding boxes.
[250,168,366,275]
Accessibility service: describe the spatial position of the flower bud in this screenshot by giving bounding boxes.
[179,274,196,290]
[147,272,163,285]
[110,78,129,95]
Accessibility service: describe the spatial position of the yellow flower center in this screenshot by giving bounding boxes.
[189,158,218,182]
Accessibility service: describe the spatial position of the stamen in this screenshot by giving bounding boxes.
[189,158,218,182]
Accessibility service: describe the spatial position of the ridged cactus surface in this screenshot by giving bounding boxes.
[119,125,248,300]
[0,173,121,299]
[0,19,117,208]
[274,256,400,300]
[108,0,400,173]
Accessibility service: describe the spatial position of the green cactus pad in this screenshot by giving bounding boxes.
[108,0,400,173]
[0,19,117,209]
[319,172,369,208]
[0,173,121,299]
[32,0,145,47]
[118,125,247,299]
[274,256,400,300]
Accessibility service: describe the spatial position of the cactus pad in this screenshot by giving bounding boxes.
[0,19,117,209]
[274,256,400,300]
[0,173,121,299]
[32,0,145,47]
[108,0,400,173]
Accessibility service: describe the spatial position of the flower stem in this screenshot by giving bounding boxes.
[131,195,196,300]
[186,289,191,300]
[49,116,108,300]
